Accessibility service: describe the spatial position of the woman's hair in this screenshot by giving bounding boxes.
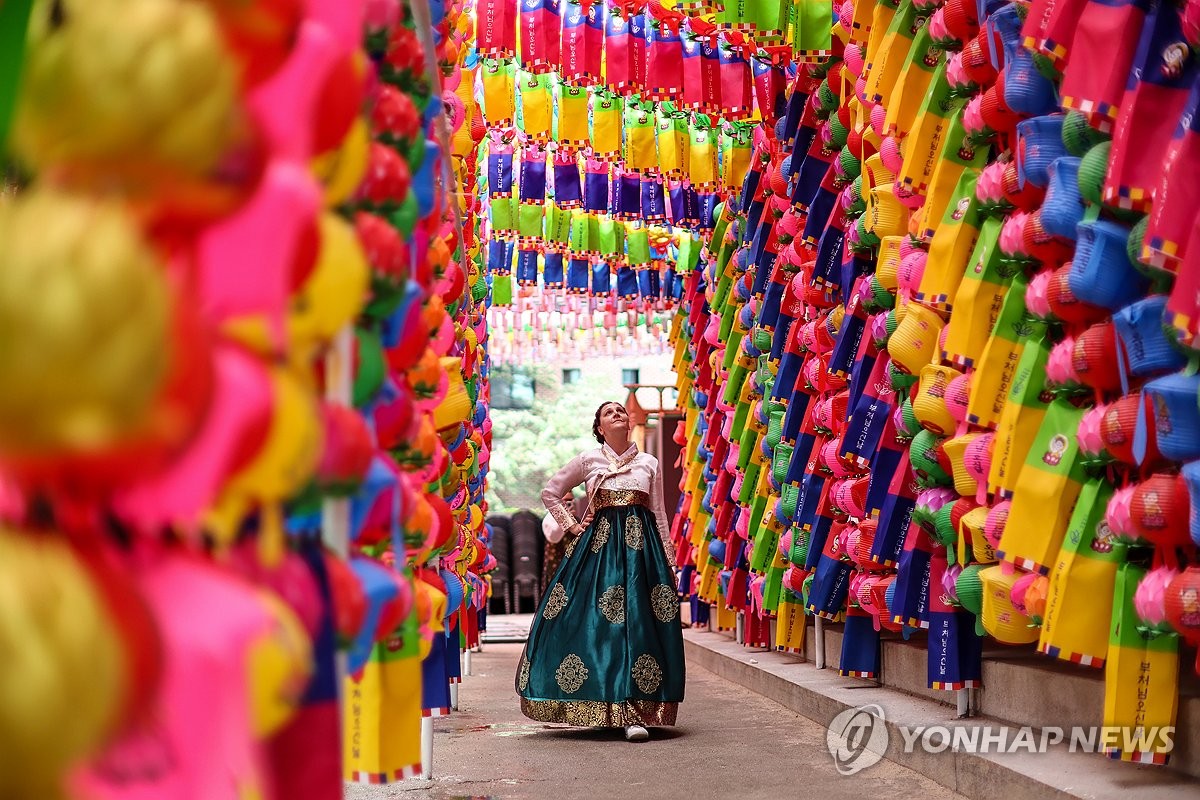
[592,401,620,444]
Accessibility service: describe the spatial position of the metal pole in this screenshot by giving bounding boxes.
[956,688,969,718]
[814,616,826,669]
[420,716,434,780]
[324,325,353,773]
[403,1,460,781]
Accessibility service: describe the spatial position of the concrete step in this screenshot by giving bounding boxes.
[684,627,1200,800]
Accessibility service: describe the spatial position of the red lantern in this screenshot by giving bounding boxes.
[354,211,409,281]
[324,550,368,646]
[385,26,425,78]
[357,143,413,210]
[1164,567,1200,674]
[373,384,416,450]
[208,0,304,88]
[371,85,421,145]
[316,403,375,495]
[312,51,366,155]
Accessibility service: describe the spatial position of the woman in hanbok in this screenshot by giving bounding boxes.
[516,401,685,742]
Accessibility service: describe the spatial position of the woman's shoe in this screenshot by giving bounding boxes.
[624,724,650,742]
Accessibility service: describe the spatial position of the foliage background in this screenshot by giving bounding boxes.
[487,367,616,515]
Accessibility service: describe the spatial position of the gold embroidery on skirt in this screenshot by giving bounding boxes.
[631,654,663,693]
[543,584,569,620]
[555,654,589,693]
[518,655,530,691]
[598,585,626,624]
[519,698,679,727]
[651,584,679,623]
[565,535,578,558]
[624,514,644,550]
[591,517,612,552]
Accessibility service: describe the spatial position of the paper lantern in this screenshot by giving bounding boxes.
[0,188,170,459]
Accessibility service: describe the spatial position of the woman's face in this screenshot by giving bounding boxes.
[598,403,629,440]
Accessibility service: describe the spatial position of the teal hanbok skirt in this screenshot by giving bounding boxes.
[516,491,685,727]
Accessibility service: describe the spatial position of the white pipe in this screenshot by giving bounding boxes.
[323,326,354,767]
[957,688,969,718]
[449,681,460,712]
[420,716,434,780]
[815,616,826,669]
[735,611,745,645]
[463,648,473,677]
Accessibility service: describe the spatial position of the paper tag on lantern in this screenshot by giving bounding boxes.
[720,122,754,193]
[655,106,683,176]
[517,146,547,203]
[689,123,717,188]
[681,32,705,110]
[543,251,565,286]
[732,0,788,39]
[883,24,939,140]
[489,196,517,235]
[517,70,554,140]
[552,155,582,207]
[592,261,612,294]
[487,151,514,197]
[619,171,642,218]
[545,203,572,247]
[1039,477,1118,667]
[700,37,723,113]
[640,175,666,222]
[667,181,685,225]
[682,183,701,224]
[568,208,591,253]
[476,0,517,55]
[623,98,657,171]
[492,272,514,305]
[627,226,651,266]
[917,112,990,240]
[917,169,982,311]
[988,329,1051,499]
[792,0,835,60]
[646,13,684,100]
[609,167,624,216]
[616,265,639,298]
[481,57,517,126]
[560,0,591,81]
[590,91,623,156]
[518,0,562,73]
[718,38,753,119]
[555,83,591,148]
[629,7,648,94]
[1103,564,1179,765]
[751,54,786,121]
[582,0,607,80]
[516,203,544,241]
[586,208,603,254]
[583,158,610,212]
[966,271,1030,429]
[997,399,1088,574]
[605,6,632,91]
[515,245,539,285]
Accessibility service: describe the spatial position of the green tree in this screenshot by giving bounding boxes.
[488,369,618,515]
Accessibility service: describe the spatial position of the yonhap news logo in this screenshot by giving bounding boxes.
[827,704,1176,775]
[826,705,888,776]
